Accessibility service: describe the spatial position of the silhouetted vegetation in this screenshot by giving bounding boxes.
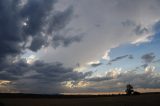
[125,84,140,95]
[125,84,134,95]
[0,102,4,106]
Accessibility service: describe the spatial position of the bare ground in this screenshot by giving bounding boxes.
[0,93,160,106]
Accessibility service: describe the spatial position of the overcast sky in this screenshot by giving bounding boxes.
[0,0,160,94]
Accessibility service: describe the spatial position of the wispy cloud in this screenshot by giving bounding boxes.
[107,55,133,65]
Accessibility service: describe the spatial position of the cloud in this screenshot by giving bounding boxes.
[87,68,121,82]
[134,25,149,35]
[29,35,48,52]
[38,0,160,67]
[62,80,90,88]
[0,0,82,63]
[47,6,73,32]
[87,61,102,67]
[0,80,18,93]
[102,49,110,60]
[0,0,160,93]
[0,80,11,85]
[141,52,155,64]
[90,63,102,67]
[0,60,91,93]
[131,24,153,44]
[83,66,160,92]
[52,32,84,48]
[108,55,133,65]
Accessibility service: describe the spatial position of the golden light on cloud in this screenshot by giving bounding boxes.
[107,68,122,79]
[0,80,19,93]
[0,80,11,85]
[62,81,90,88]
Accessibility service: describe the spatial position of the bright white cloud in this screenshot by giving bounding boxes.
[26,55,38,64]
[62,80,90,88]
[36,0,160,67]
[145,66,155,74]
[87,60,100,65]
[107,68,122,79]
[102,49,110,60]
[131,32,153,44]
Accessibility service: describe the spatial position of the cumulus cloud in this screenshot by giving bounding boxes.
[87,68,121,82]
[62,80,90,88]
[82,66,160,92]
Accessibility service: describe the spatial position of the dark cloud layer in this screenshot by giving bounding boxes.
[52,33,83,48]
[0,0,85,93]
[0,0,82,61]
[0,59,91,93]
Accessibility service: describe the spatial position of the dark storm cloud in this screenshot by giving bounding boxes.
[0,0,81,62]
[0,59,29,80]
[30,61,92,81]
[141,52,155,64]
[52,34,83,48]
[29,35,48,52]
[21,0,57,36]
[47,7,73,33]
[0,0,86,93]
[107,55,133,65]
[0,60,91,93]
[0,0,23,60]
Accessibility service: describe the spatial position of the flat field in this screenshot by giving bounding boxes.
[0,93,160,106]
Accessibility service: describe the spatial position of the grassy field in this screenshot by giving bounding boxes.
[0,93,160,106]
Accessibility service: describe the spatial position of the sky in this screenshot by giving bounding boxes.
[0,0,160,94]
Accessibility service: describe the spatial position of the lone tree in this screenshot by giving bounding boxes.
[125,84,134,95]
